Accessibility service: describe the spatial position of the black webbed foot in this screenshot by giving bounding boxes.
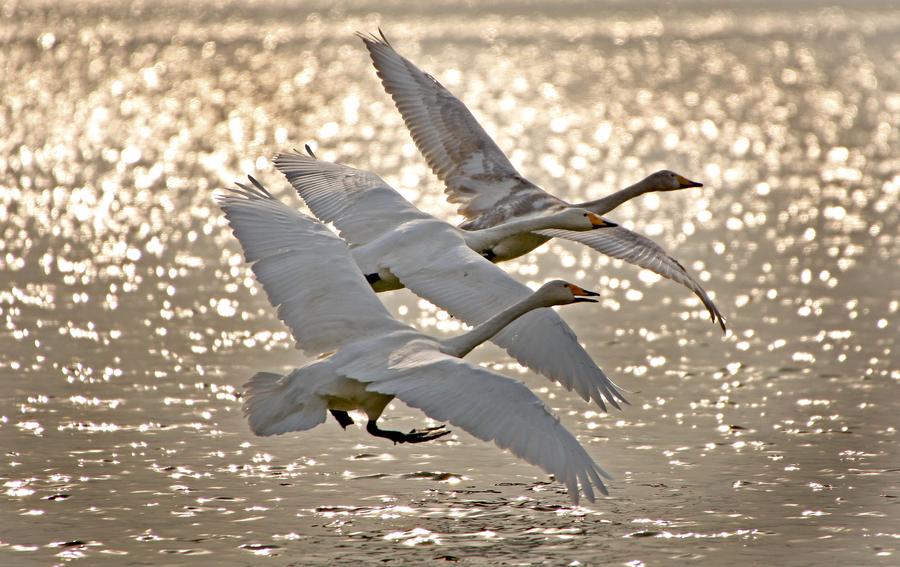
[366,420,451,444]
[405,425,452,443]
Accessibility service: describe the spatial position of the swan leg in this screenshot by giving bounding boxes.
[330,410,354,429]
[366,420,451,444]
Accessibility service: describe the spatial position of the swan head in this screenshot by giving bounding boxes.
[549,208,618,231]
[534,280,601,306]
[648,170,703,191]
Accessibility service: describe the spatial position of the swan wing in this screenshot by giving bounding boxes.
[377,235,626,410]
[537,227,727,331]
[359,31,553,219]
[217,178,407,356]
[273,150,433,246]
[350,347,610,504]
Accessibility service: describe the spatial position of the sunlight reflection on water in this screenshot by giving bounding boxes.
[1,0,898,564]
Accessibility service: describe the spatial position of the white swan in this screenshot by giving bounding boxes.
[217,179,610,503]
[274,149,626,411]
[359,31,726,331]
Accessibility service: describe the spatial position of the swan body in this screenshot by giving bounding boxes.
[217,180,609,503]
[461,170,702,262]
[352,210,613,292]
[274,151,626,411]
[461,206,614,252]
[359,31,726,331]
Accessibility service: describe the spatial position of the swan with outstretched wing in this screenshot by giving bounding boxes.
[359,31,726,331]
[274,149,626,411]
[218,179,610,503]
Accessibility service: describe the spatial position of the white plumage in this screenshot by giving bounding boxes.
[359,31,726,331]
[274,150,626,411]
[218,179,610,503]
[220,180,407,356]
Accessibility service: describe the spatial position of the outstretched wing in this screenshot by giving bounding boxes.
[537,227,727,331]
[275,152,624,410]
[273,149,432,246]
[359,31,553,219]
[377,233,626,411]
[216,177,407,356]
[347,347,610,504]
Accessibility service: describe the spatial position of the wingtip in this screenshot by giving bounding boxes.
[572,482,607,505]
[597,379,630,412]
[272,146,318,170]
[222,175,273,202]
[356,29,390,48]
[712,309,727,333]
[610,382,632,407]
[354,30,377,43]
[252,176,274,198]
[378,27,392,47]
[586,387,625,414]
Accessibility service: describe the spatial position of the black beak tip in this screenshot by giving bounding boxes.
[573,289,600,302]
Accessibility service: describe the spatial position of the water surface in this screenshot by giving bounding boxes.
[1,0,898,564]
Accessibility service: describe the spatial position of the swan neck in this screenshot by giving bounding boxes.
[575,177,652,215]
[464,215,557,250]
[440,294,543,358]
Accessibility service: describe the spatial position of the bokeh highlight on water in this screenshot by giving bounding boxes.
[1,0,897,564]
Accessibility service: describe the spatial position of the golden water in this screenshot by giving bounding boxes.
[1,0,897,564]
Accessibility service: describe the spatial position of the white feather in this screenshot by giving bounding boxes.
[219,180,610,503]
[359,32,726,330]
[275,153,625,410]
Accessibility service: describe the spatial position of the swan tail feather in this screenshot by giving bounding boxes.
[242,371,326,436]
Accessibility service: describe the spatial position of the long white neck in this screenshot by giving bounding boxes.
[461,211,569,252]
[440,293,547,358]
[573,176,656,215]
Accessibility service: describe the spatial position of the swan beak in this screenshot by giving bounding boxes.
[567,284,601,303]
[676,175,703,189]
[588,213,617,228]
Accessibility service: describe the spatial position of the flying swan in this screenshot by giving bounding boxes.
[274,149,626,411]
[218,178,610,503]
[359,31,726,331]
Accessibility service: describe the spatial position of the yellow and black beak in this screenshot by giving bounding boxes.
[676,174,703,189]
[587,212,617,228]
[566,283,601,303]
